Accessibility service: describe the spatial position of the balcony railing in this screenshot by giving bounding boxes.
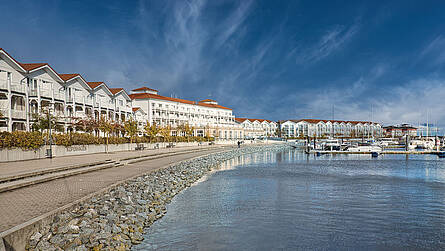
[11,109,26,119]
[66,96,74,103]
[29,89,38,96]
[54,91,65,100]
[75,96,84,104]
[0,80,7,90]
[10,84,25,93]
[40,88,52,98]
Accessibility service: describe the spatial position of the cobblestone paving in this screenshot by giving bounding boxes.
[0,146,212,178]
[0,148,226,232]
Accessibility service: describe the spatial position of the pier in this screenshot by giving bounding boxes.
[309,150,445,155]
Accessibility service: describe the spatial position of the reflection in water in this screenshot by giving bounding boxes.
[134,150,445,250]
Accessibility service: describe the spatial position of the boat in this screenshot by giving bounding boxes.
[346,145,382,152]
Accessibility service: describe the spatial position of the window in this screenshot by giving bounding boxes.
[119,100,123,106]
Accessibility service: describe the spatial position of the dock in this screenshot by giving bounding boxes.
[309,150,445,155]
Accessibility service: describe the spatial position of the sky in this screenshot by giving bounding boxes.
[2,0,445,126]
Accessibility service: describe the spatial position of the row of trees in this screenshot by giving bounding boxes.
[30,112,203,146]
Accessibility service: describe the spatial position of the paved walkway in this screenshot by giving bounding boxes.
[0,145,220,179]
[0,146,231,233]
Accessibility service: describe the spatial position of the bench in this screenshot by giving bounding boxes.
[135,144,146,151]
[166,143,175,148]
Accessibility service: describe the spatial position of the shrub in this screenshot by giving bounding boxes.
[0,131,44,150]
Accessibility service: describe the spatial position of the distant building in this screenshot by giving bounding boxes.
[280,119,382,138]
[383,124,417,138]
[416,123,440,137]
[234,118,277,139]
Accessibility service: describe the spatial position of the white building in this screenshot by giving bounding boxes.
[234,118,277,139]
[129,87,244,139]
[280,119,382,138]
[0,48,133,132]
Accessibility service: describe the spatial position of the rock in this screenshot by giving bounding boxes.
[26,145,291,250]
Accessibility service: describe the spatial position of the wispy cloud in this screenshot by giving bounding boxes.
[420,35,445,66]
[214,0,254,49]
[296,20,361,64]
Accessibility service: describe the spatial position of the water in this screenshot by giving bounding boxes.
[134,150,445,250]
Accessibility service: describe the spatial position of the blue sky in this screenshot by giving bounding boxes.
[2,0,445,125]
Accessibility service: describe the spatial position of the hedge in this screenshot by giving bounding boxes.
[0,131,215,150]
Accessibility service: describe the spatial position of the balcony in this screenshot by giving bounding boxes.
[0,80,7,90]
[54,91,65,101]
[11,109,26,119]
[10,84,25,93]
[28,89,37,96]
[40,88,52,98]
[75,96,84,104]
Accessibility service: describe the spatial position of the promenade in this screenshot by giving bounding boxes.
[0,145,231,234]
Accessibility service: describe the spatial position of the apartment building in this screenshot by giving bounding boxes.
[280,119,382,138]
[129,87,243,139]
[383,124,418,138]
[0,48,133,132]
[234,118,278,139]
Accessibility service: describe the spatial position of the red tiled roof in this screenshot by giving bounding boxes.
[129,93,232,110]
[235,118,248,123]
[109,88,124,95]
[197,102,231,110]
[235,118,274,123]
[19,63,48,71]
[59,73,80,81]
[132,86,158,92]
[87,82,105,89]
[0,48,27,72]
[199,99,216,103]
[129,92,195,105]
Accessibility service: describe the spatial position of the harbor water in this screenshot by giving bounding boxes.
[134,149,445,250]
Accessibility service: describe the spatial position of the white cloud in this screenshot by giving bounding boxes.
[296,20,360,64]
[214,0,254,49]
[289,76,445,126]
[420,35,445,66]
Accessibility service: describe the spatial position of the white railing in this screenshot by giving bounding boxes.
[84,97,93,106]
[0,80,7,90]
[29,89,38,96]
[10,84,26,93]
[11,109,26,119]
[75,96,84,103]
[66,96,74,103]
[54,91,65,100]
[40,88,52,98]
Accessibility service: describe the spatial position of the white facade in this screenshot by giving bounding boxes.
[280,119,382,138]
[235,118,278,139]
[130,88,244,139]
[0,48,133,132]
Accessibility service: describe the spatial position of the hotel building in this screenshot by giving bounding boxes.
[383,124,418,138]
[280,119,383,138]
[234,118,278,138]
[129,87,244,139]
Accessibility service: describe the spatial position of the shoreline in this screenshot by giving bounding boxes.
[24,144,291,250]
